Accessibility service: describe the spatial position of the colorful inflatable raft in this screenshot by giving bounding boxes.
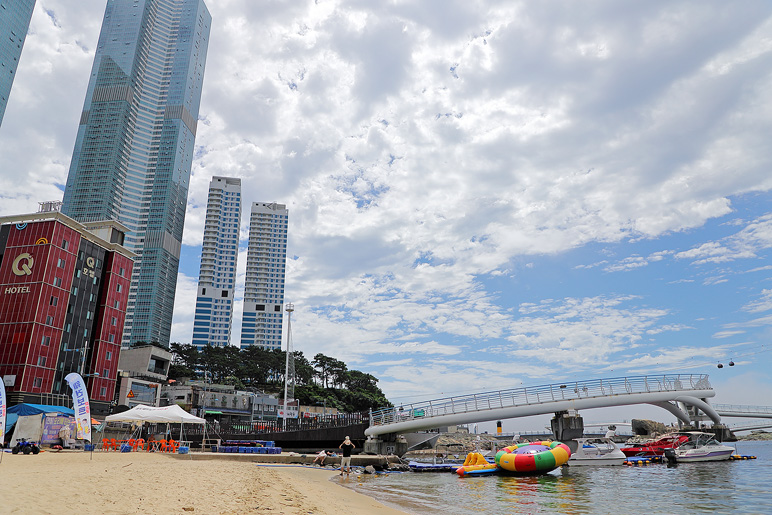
[495,441,571,475]
[455,452,498,477]
[455,441,572,477]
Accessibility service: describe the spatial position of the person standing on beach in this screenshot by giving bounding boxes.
[339,436,355,476]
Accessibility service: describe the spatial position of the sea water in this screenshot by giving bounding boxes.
[341,441,772,514]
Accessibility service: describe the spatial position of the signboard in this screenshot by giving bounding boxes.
[64,373,92,442]
[41,415,77,444]
[277,404,299,419]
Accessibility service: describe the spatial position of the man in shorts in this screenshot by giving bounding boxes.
[339,436,355,475]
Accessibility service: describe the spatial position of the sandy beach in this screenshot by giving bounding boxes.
[0,450,407,514]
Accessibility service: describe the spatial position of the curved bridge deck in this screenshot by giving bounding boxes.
[366,374,714,437]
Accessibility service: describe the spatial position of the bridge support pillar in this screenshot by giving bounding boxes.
[364,434,408,457]
[551,411,584,450]
[706,424,736,442]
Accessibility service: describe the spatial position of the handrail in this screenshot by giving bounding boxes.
[370,374,711,427]
[713,404,772,414]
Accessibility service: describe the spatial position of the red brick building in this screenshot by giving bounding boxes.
[0,212,134,416]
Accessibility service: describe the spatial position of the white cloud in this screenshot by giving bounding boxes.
[2,0,772,405]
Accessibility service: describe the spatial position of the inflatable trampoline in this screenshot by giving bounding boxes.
[495,441,571,475]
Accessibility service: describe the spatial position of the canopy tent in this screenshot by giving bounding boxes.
[5,404,76,447]
[5,404,74,435]
[104,405,204,454]
[104,404,205,424]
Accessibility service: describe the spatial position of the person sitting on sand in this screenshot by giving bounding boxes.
[313,449,328,465]
[338,436,355,476]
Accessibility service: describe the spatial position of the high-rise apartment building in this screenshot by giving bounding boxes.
[61,0,211,348]
[241,202,288,349]
[191,177,241,348]
[0,0,35,126]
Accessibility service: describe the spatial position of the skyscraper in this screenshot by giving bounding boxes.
[191,176,241,348]
[61,0,211,348]
[0,0,35,127]
[241,202,288,349]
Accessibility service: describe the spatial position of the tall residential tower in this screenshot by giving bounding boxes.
[0,0,35,126]
[241,202,288,349]
[61,0,211,348]
[191,177,241,348]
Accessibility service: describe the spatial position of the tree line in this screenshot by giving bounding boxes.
[168,343,392,413]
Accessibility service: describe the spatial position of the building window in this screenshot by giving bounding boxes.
[102,369,108,378]
[274,305,281,312]
[111,317,117,326]
[62,239,69,250]
[114,300,120,309]
[54,277,62,287]
[72,286,78,296]
[116,283,122,293]
[106,351,112,361]
[108,334,115,343]
[100,387,107,397]
[119,267,125,277]
[33,378,43,388]
[46,316,54,325]
[37,356,47,367]
[57,258,65,268]
[50,296,58,306]
[41,335,50,347]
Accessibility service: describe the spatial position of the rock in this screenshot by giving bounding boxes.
[364,465,376,474]
[631,419,668,437]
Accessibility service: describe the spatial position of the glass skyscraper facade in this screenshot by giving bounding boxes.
[241,202,288,349]
[61,0,211,348]
[0,0,35,126]
[191,176,241,348]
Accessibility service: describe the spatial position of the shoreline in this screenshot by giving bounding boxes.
[0,450,407,514]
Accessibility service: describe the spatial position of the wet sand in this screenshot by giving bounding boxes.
[0,450,407,514]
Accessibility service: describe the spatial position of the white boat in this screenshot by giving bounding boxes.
[567,437,627,466]
[663,432,734,463]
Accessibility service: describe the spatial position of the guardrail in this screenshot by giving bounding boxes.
[370,374,711,427]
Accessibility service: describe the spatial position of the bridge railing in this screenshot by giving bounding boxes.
[713,404,772,415]
[370,374,711,427]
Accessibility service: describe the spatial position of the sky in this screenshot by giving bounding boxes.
[1,0,772,431]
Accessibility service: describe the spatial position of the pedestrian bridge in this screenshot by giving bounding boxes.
[714,404,772,419]
[365,374,717,437]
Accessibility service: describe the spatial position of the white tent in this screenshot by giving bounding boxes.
[105,404,205,424]
[104,405,205,454]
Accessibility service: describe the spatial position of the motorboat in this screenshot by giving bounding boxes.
[663,432,734,463]
[621,432,691,457]
[567,437,627,466]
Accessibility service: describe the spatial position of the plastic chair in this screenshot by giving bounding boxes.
[110,438,118,451]
[102,438,111,451]
[159,439,168,452]
[167,439,179,453]
[133,438,145,451]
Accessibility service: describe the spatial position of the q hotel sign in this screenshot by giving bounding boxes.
[4,253,34,295]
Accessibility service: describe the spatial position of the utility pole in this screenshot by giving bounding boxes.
[282,303,294,431]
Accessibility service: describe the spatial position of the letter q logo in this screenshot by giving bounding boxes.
[12,253,34,276]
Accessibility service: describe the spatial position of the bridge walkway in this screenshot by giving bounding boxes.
[366,374,715,437]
